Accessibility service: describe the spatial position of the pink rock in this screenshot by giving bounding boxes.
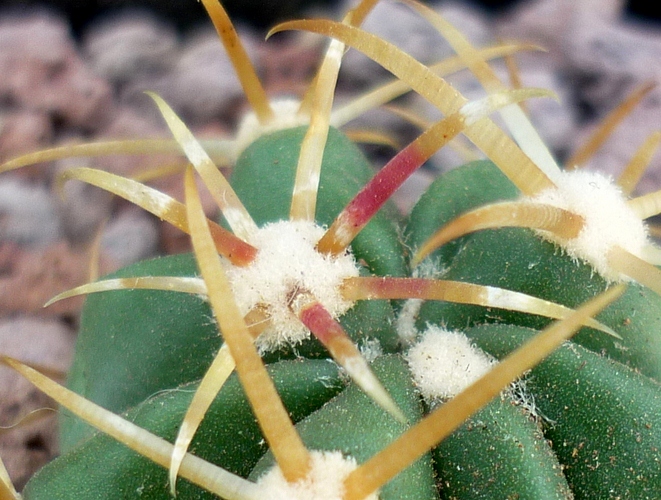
[256,33,323,98]
[339,0,492,85]
[496,0,661,115]
[0,111,53,181]
[496,0,625,64]
[562,13,661,109]
[0,240,113,316]
[0,317,75,490]
[101,207,160,267]
[572,81,661,194]
[92,105,175,179]
[52,155,114,244]
[0,177,62,246]
[121,26,257,125]
[82,10,178,86]
[0,11,114,131]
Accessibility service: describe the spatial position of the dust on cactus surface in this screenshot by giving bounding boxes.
[1,0,661,499]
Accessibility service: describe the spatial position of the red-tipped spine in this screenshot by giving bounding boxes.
[294,294,406,422]
[317,140,428,255]
[209,225,258,267]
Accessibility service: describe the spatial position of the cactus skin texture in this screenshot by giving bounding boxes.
[21,130,661,499]
[2,1,661,499]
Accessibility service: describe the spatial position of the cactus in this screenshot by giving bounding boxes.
[2,0,661,499]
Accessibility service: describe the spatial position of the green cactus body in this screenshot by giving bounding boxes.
[467,323,661,498]
[59,126,403,453]
[410,161,661,382]
[404,160,520,268]
[250,356,438,500]
[232,126,406,277]
[433,397,572,499]
[19,122,661,499]
[26,359,347,499]
[2,1,661,499]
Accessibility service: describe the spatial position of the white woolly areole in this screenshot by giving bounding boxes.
[526,170,649,282]
[234,99,308,157]
[256,450,378,500]
[396,261,443,345]
[406,327,494,401]
[395,299,423,345]
[225,220,359,351]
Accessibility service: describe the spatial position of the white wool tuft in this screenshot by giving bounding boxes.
[396,261,443,345]
[406,327,494,401]
[395,299,423,345]
[526,170,649,281]
[234,99,308,157]
[256,450,379,500]
[359,338,384,363]
[225,220,359,351]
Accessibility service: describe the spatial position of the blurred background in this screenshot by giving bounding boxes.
[1,0,660,491]
[0,0,659,33]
